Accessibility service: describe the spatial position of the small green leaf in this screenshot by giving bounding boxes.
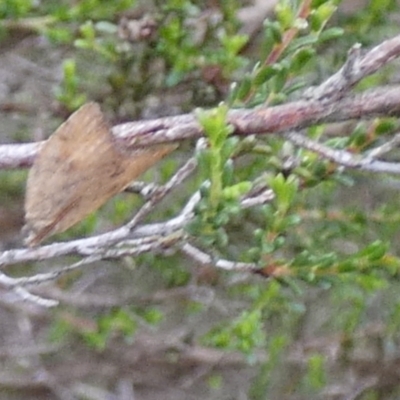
[254,65,279,86]
[306,353,326,389]
[275,2,295,30]
[222,159,234,186]
[236,77,252,101]
[268,174,298,213]
[361,241,388,261]
[223,181,252,200]
[318,27,344,43]
[74,38,91,49]
[375,118,398,135]
[291,47,316,72]
[264,20,283,43]
[79,20,96,41]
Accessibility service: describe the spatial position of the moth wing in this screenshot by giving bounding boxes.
[24,103,175,246]
[25,103,121,244]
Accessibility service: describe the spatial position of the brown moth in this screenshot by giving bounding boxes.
[24,102,176,246]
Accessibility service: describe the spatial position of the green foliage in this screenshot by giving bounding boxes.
[151,253,191,287]
[189,104,251,248]
[229,0,343,106]
[81,308,138,350]
[268,173,299,214]
[156,0,246,86]
[55,58,87,110]
[202,279,304,367]
[50,306,163,351]
[0,0,35,18]
[202,308,266,356]
[304,353,326,390]
[340,0,398,43]
[64,0,246,112]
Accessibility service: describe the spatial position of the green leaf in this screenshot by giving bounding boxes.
[318,27,344,43]
[275,2,295,30]
[375,118,398,135]
[291,47,316,73]
[236,77,252,101]
[223,181,252,200]
[268,174,299,213]
[264,20,283,43]
[305,353,326,389]
[79,20,96,41]
[361,241,388,261]
[254,65,279,86]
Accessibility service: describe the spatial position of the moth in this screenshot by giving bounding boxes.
[24,102,175,246]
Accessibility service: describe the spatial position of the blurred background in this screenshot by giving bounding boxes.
[1,0,400,399]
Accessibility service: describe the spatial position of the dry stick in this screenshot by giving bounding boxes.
[77,156,200,254]
[286,131,400,174]
[0,192,197,268]
[0,255,101,288]
[0,177,272,269]
[181,243,258,272]
[12,286,59,307]
[0,34,400,168]
[0,36,399,269]
[0,182,204,269]
[0,255,102,306]
[367,134,400,159]
[0,142,40,169]
[2,85,400,170]
[32,283,215,310]
[125,156,198,231]
[306,34,400,101]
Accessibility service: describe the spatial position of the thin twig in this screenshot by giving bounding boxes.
[286,131,400,174]
[1,34,400,305]
[305,34,400,101]
[366,133,400,159]
[181,243,258,272]
[2,34,400,168]
[125,156,198,231]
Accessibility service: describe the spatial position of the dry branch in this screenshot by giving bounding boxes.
[2,34,400,305]
[2,86,400,170]
[2,35,400,169]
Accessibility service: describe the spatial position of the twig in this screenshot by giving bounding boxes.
[1,34,400,305]
[181,243,258,272]
[0,142,40,169]
[366,133,400,159]
[0,256,100,288]
[124,156,198,231]
[124,181,159,198]
[0,171,272,274]
[32,285,210,308]
[264,0,312,65]
[286,131,400,174]
[2,34,400,169]
[0,212,189,268]
[12,286,59,307]
[0,256,102,307]
[305,34,400,101]
[85,230,185,259]
[1,86,400,170]
[0,88,394,169]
